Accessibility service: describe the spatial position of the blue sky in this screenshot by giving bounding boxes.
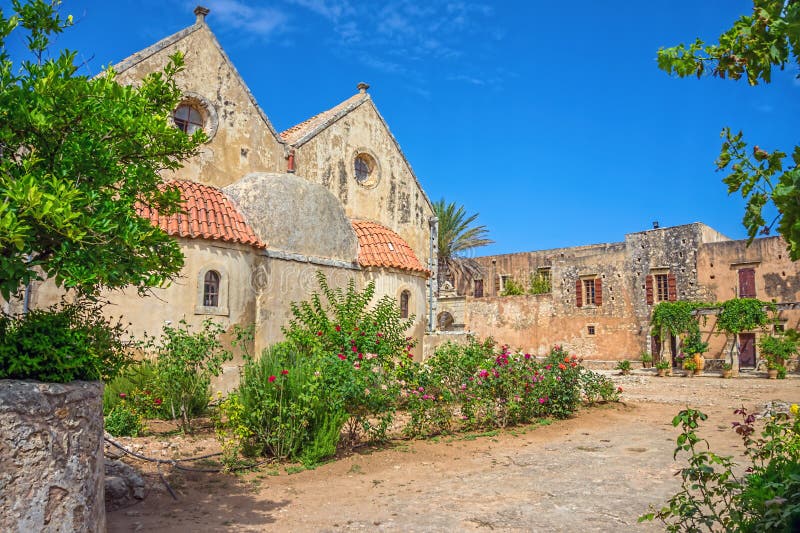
[5,0,799,255]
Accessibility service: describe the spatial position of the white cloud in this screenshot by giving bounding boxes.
[287,0,355,22]
[203,0,288,37]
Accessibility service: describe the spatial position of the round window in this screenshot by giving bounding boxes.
[353,152,379,188]
[173,104,204,135]
[171,93,219,142]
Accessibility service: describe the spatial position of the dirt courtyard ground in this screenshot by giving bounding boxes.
[108,372,799,532]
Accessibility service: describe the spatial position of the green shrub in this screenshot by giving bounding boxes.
[528,272,551,294]
[0,298,129,383]
[104,403,144,437]
[579,370,621,404]
[144,319,233,432]
[219,343,347,464]
[615,359,632,374]
[103,360,159,415]
[641,406,800,531]
[500,278,525,296]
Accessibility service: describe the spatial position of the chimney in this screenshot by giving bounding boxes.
[357,82,370,94]
[194,6,210,24]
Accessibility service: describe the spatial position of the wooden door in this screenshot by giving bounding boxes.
[739,333,756,368]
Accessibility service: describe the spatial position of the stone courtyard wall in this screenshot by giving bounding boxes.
[0,380,105,532]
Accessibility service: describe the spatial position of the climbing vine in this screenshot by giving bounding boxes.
[650,301,710,337]
[714,298,775,335]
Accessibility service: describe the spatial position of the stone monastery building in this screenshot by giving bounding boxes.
[441,223,800,370]
[15,6,800,379]
[23,6,438,389]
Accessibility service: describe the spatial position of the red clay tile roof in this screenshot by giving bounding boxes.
[352,219,429,276]
[136,180,266,249]
[280,93,366,145]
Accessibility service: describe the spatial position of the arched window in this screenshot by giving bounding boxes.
[173,104,204,134]
[400,290,410,319]
[203,270,220,307]
[437,311,454,331]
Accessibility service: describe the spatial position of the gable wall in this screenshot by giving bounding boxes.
[292,102,434,269]
[115,27,285,187]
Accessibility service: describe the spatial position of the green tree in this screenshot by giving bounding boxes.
[657,0,800,259]
[433,199,493,290]
[0,0,202,300]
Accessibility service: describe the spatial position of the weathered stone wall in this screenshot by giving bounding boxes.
[422,332,472,360]
[114,25,285,187]
[0,380,105,532]
[27,237,260,392]
[292,100,435,269]
[464,294,642,359]
[459,224,737,360]
[697,236,800,363]
[365,268,429,359]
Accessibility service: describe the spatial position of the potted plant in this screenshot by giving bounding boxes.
[681,331,709,374]
[759,334,798,375]
[765,356,780,379]
[616,359,632,375]
[641,352,653,369]
[683,359,698,377]
[655,360,670,377]
[721,362,733,379]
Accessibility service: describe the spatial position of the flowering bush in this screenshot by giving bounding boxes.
[400,337,494,437]
[282,272,414,442]
[406,343,600,432]
[104,402,144,437]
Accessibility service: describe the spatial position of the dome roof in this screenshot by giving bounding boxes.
[223,173,357,262]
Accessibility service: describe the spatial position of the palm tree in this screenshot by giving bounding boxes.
[433,199,494,291]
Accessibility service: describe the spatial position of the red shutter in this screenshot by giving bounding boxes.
[594,278,602,305]
[576,279,583,307]
[667,273,677,301]
[645,275,654,305]
[738,268,756,298]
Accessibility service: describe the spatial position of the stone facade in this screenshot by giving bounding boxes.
[0,380,105,532]
[8,8,437,377]
[448,224,800,363]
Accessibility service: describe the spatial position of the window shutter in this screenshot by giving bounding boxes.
[738,268,756,298]
[594,278,602,305]
[575,279,583,307]
[667,273,677,301]
[645,275,654,305]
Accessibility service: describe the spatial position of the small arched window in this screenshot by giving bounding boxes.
[437,311,455,331]
[399,290,410,319]
[203,270,220,307]
[173,104,204,135]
